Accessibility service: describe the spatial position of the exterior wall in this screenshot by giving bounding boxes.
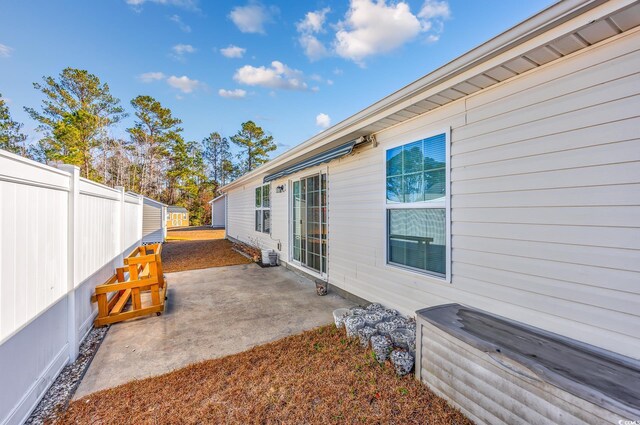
[226,28,640,359]
[211,196,226,228]
[0,151,144,425]
[142,200,165,244]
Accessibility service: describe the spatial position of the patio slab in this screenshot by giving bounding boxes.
[74,263,354,399]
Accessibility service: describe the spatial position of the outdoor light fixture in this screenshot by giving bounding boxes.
[276,184,286,193]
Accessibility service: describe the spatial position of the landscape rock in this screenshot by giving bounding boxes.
[371,335,393,363]
[363,311,384,327]
[357,326,378,348]
[391,350,415,376]
[366,303,384,311]
[333,308,351,328]
[375,320,399,336]
[349,307,367,316]
[344,315,366,338]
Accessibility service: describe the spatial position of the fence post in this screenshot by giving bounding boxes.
[116,186,126,257]
[58,164,80,362]
[138,194,144,244]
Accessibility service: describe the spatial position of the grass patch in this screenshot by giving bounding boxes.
[56,325,471,424]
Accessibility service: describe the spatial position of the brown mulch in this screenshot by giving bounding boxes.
[161,227,252,272]
[56,325,472,425]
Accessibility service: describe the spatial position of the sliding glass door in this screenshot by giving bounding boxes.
[292,174,327,274]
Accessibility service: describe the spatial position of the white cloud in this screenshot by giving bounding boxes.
[299,35,329,62]
[233,61,307,91]
[167,75,201,93]
[418,0,450,20]
[0,43,13,58]
[296,7,330,33]
[218,88,247,99]
[138,72,166,82]
[170,14,191,32]
[316,113,331,128]
[334,0,421,65]
[172,43,196,55]
[220,45,246,58]
[296,8,330,61]
[332,0,450,65]
[125,0,198,11]
[229,2,276,34]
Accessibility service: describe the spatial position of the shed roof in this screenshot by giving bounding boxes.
[143,196,167,207]
[167,206,188,213]
[221,0,639,192]
[209,194,226,204]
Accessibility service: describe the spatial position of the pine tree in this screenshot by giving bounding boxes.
[230,121,276,173]
[127,95,182,198]
[202,131,231,184]
[0,94,28,156]
[25,68,126,178]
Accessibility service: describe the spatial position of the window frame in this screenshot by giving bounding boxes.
[383,128,451,283]
[255,183,271,234]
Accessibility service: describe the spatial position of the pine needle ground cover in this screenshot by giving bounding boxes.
[58,325,471,424]
[162,227,251,272]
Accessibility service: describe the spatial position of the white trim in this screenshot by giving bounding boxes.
[0,174,70,192]
[254,183,271,234]
[283,258,327,282]
[382,127,451,283]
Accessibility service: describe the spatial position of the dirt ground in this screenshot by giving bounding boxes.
[57,325,471,425]
[161,226,251,272]
[165,226,226,241]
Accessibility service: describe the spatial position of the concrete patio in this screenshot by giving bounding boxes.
[75,263,354,398]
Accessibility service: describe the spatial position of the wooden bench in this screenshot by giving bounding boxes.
[92,244,167,327]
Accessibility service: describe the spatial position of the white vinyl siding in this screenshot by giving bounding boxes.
[142,200,164,244]
[225,28,640,359]
[211,196,226,228]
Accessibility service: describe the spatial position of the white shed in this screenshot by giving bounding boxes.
[210,194,226,229]
[142,196,167,244]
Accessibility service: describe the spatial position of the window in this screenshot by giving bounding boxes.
[255,184,271,233]
[385,132,449,279]
[182,213,187,219]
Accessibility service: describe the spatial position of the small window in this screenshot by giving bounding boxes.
[386,132,449,279]
[255,184,271,233]
[183,213,187,219]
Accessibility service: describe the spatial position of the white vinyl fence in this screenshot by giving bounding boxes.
[0,150,144,425]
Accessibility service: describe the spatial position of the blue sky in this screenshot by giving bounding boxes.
[0,0,554,156]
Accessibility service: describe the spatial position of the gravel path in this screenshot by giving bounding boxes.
[26,326,108,425]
